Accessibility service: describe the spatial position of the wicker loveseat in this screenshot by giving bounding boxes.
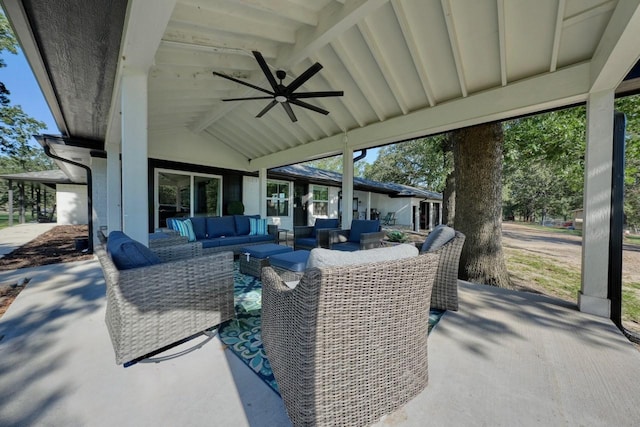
[95,231,235,366]
[261,247,440,426]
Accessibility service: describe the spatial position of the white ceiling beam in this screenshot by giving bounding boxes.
[216,120,270,158]
[391,0,437,106]
[171,3,295,44]
[440,0,468,97]
[330,39,383,124]
[278,0,389,69]
[357,19,409,115]
[225,0,318,26]
[1,0,69,135]
[497,0,507,86]
[563,0,616,29]
[104,0,176,148]
[251,62,591,170]
[203,128,254,160]
[155,46,257,70]
[590,0,640,93]
[550,0,566,72]
[162,25,279,58]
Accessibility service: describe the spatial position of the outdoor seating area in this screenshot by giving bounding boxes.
[328,219,385,252]
[3,253,640,426]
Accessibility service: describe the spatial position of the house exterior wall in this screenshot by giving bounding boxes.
[91,157,108,240]
[56,184,88,225]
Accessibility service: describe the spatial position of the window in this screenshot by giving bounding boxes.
[156,170,222,227]
[267,181,290,217]
[312,185,329,217]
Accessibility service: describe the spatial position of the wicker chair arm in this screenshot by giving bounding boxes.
[151,241,203,262]
[359,231,386,249]
[316,228,340,248]
[267,224,278,237]
[328,229,350,246]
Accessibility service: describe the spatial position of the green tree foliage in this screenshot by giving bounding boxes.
[304,154,367,177]
[362,136,449,192]
[617,96,640,231]
[502,107,586,222]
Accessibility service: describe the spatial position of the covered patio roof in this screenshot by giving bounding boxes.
[2,0,640,173]
[2,0,640,319]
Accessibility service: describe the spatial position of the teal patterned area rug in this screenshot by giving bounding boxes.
[218,262,446,396]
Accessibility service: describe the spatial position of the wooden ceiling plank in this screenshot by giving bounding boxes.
[391,0,437,106]
[440,0,468,97]
[357,19,409,115]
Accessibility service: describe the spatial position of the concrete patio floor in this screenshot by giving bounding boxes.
[1,258,640,426]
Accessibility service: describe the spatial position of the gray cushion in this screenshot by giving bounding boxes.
[306,244,418,269]
[421,225,456,252]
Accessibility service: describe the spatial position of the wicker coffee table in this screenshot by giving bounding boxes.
[239,243,292,277]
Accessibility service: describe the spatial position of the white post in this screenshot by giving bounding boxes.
[366,192,372,220]
[121,72,149,245]
[106,143,122,233]
[342,147,354,228]
[259,168,267,219]
[90,156,108,242]
[579,90,614,317]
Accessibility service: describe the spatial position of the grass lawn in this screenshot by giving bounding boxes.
[0,213,37,230]
[504,224,640,333]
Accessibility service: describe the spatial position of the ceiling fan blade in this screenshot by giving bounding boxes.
[222,96,274,101]
[212,71,274,96]
[252,51,279,92]
[256,100,278,118]
[289,91,344,99]
[289,98,329,115]
[282,102,298,122]
[286,62,323,94]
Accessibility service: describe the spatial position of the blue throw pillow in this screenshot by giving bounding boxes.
[235,214,260,236]
[249,217,268,235]
[178,219,196,242]
[348,220,380,243]
[189,216,207,240]
[107,231,162,270]
[421,225,456,252]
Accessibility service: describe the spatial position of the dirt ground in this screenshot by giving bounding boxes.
[0,225,92,317]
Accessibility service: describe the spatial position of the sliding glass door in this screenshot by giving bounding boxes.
[155,170,222,228]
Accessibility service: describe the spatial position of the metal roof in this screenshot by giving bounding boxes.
[270,163,441,200]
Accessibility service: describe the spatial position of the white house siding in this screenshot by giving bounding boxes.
[91,157,108,240]
[56,184,88,225]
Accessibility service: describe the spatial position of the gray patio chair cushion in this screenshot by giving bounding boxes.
[306,243,417,269]
[421,224,456,252]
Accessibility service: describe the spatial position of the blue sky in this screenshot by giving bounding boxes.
[0,45,58,141]
[0,44,381,162]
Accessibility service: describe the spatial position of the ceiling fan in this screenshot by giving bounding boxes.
[212,51,343,122]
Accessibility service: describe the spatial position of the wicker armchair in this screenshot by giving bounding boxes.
[328,219,385,251]
[261,252,440,426]
[293,218,340,250]
[95,239,235,366]
[418,228,466,311]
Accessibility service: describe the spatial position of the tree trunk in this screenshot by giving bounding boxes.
[453,122,511,288]
[442,133,455,227]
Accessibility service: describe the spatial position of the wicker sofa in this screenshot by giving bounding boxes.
[96,231,235,366]
[167,214,277,254]
[261,247,440,426]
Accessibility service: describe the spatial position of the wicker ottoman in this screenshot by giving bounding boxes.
[239,243,293,277]
[268,250,310,282]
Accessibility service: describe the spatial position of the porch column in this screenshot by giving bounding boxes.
[579,90,614,317]
[366,192,371,220]
[106,142,122,232]
[341,147,354,228]
[121,72,149,245]
[90,156,108,242]
[7,180,12,226]
[259,168,267,218]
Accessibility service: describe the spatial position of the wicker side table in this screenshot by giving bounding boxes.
[240,255,271,277]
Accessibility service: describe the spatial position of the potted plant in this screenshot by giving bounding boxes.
[386,230,408,243]
[227,201,245,215]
